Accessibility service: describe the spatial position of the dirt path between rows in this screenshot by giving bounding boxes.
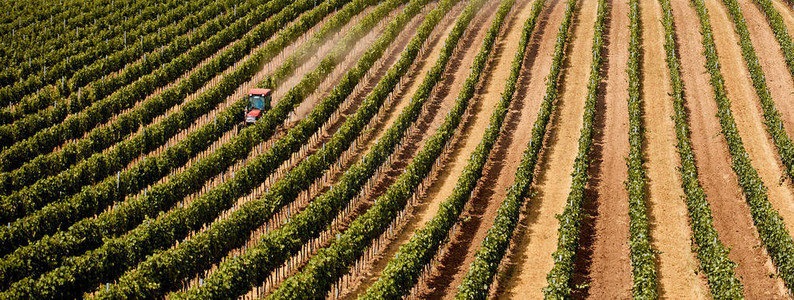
[640,0,709,297]
[742,1,794,139]
[493,0,597,296]
[353,2,464,158]
[772,0,794,34]
[572,0,632,297]
[409,0,565,297]
[670,0,789,297]
[704,0,794,241]
[363,0,544,297]
[331,0,504,297]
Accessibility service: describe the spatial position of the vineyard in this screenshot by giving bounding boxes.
[5,0,794,298]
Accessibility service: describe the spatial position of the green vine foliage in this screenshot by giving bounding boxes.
[691,0,794,292]
[625,0,657,297]
[0,0,262,146]
[454,0,578,298]
[1,0,433,297]
[92,0,438,297]
[0,0,375,259]
[752,0,794,82]
[0,0,192,109]
[360,0,545,298]
[266,0,492,297]
[659,0,743,296]
[0,0,153,86]
[0,0,204,125]
[542,0,607,297]
[0,0,297,182]
[0,0,394,294]
[0,0,326,222]
[720,0,794,184]
[166,1,464,298]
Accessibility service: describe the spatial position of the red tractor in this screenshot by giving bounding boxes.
[244,88,272,126]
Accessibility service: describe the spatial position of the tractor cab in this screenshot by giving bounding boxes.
[244,88,272,125]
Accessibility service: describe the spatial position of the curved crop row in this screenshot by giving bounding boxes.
[0,0,297,175]
[625,0,657,297]
[0,1,371,253]
[0,0,370,246]
[454,0,578,297]
[656,0,744,297]
[96,1,451,297]
[362,0,544,298]
[0,0,150,82]
[268,0,488,296]
[165,0,455,292]
[691,0,794,292]
[720,0,794,183]
[0,0,314,220]
[752,0,794,83]
[0,0,356,283]
[0,0,277,199]
[0,0,191,107]
[0,0,413,296]
[542,0,607,296]
[0,0,246,130]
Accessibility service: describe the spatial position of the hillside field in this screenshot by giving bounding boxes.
[3,0,794,298]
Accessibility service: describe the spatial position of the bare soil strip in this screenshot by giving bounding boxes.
[772,0,794,33]
[411,0,565,297]
[704,0,794,238]
[640,0,709,297]
[741,2,794,151]
[336,0,537,298]
[174,5,437,294]
[330,1,507,297]
[670,0,789,297]
[574,0,632,297]
[229,1,469,296]
[491,0,597,297]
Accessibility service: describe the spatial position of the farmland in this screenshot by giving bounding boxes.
[3,0,794,298]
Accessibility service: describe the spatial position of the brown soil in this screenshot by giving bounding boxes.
[772,0,794,34]
[670,0,789,297]
[329,0,505,297]
[742,1,794,139]
[574,0,632,297]
[705,0,794,240]
[640,0,709,297]
[373,0,544,296]
[493,0,597,297]
[414,0,566,297]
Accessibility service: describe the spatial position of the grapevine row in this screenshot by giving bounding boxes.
[691,0,794,291]
[0,0,296,175]
[0,0,193,107]
[542,0,607,296]
[0,0,368,246]
[0,0,315,220]
[362,0,544,298]
[0,0,416,296]
[0,0,362,288]
[720,0,794,184]
[268,0,489,296]
[656,0,744,296]
[752,0,794,83]
[625,0,657,297]
[0,0,246,130]
[97,0,454,297]
[454,0,578,297]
